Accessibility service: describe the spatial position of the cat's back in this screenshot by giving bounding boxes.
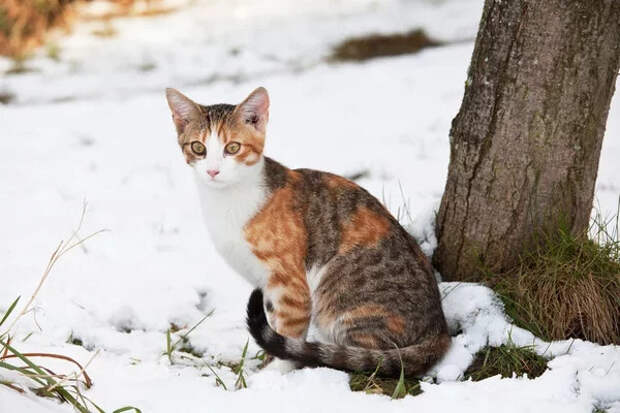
[263,157,433,278]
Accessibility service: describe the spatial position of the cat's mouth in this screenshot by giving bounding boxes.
[203,176,228,188]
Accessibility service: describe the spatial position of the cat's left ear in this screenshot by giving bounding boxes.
[235,87,270,134]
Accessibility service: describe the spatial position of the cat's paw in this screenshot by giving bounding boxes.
[262,358,297,374]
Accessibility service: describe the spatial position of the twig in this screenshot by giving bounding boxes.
[3,203,105,336]
[47,349,99,392]
[171,309,215,349]
[0,352,94,387]
[1,381,25,393]
[3,241,62,335]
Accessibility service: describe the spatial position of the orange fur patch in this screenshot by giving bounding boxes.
[179,124,209,164]
[218,112,265,166]
[347,332,380,349]
[338,206,391,253]
[343,304,388,321]
[343,304,406,335]
[386,315,406,335]
[244,172,311,338]
[277,312,311,327]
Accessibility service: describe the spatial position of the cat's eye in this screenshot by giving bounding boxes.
[190,141,206,156]
[224,142,241,155]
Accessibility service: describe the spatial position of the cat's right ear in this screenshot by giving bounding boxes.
[165,88,201,134]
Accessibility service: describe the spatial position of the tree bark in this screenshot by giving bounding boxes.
[433,0,620,281]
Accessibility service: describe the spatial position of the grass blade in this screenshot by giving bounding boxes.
[205,363,228,390]
[173,309,215,347]
[113,407,143,413]
[391,366,407,399]
[166,329,172,363]
[1,340,89,413]
[0,360,47,386]
[0,297,20,328]
[1,352,93,388]
[391,349,407,399]
[234,339,249,390]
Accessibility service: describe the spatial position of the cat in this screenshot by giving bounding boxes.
[165,86,450,377]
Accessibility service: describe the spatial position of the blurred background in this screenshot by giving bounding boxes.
[0,0,479,102]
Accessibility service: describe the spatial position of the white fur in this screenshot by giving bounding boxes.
[306,264,329,342]
[192,137,270,287]
[306,263,341,345]
[262,358,296,374]
[308,315,342,345]
[261,287,287,331]
[192,131,253,189]
[306,264,326,297]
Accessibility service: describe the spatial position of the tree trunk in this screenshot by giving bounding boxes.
[433,0,620,281]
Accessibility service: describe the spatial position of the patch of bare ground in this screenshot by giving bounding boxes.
[329,29,442,62]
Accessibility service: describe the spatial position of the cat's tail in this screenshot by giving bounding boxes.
[246,289,450,378]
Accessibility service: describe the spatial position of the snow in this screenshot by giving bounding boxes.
[1,0,619,412]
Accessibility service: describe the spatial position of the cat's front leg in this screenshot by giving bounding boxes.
[262,277,311,338]
[261,276,311,373]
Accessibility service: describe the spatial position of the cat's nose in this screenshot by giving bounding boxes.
[207,169,220,178]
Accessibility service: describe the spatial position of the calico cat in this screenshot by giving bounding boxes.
[165,86,450,377]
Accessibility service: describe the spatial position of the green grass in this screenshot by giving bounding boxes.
[484,206,620,345]
[164,308,214,362]
[67,331,84,347]
[162,310,241,390]
[0,207,141,412]
[464,344,548,381]
[350,341,548,397]
[349,373,422,398]
[1,298,142,413]
[349,358,422,399]
[233,340,249,390]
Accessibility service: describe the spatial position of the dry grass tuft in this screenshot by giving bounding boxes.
[487,209,620,345]
[329,29,441,63]
[0,0,169,57]
[0,0,77,57]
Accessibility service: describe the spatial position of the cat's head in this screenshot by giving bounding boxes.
[165,87,269,189]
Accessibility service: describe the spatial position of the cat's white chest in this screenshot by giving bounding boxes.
[195,179,270,287]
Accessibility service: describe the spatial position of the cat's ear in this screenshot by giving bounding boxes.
[236,87,269,134]
[165,88,201,134]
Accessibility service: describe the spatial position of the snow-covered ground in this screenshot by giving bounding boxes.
[1,0,619,412]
